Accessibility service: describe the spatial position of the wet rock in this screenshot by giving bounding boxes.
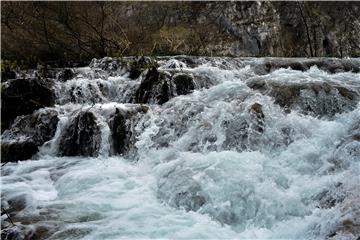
[57,68,75,82]
[1,142,38,163]
[249,102,265,133]
[109,106,148,155]
[222,103,266,151]
[1,70,16,82]
[262,59,360,74]
[315,183,345,209]
[134,67,172,104]
[161,59,187,69]
[264,60,307,72]
[35,64,60,79]
[134,67,196,104]
[247,78,359,117]
[1,226,25,240]
[173,73,195,95]
[6,195,28,214]
[327,198,360,239]
[89,57,120,71]
[0,224,51,240]
[1,78,55,130]
[268,85,301,111]
[58,111,101,157]
[109,109,131,155]
[1,110,59,162]
[129,56,158,79]
[173,56,199,68]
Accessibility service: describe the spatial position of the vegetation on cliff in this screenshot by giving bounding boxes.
[1,1,360,68]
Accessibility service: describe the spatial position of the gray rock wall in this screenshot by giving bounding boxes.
[1,1,359,62]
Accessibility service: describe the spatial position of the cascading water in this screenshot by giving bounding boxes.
[1,57,360,240]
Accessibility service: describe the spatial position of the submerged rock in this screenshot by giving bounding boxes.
[1,225,26,240]
[327,198,360,239]
[1,109,59,162]
[223,102,266,151]
[58,111,101,157]
[1,78,55,130]
[158,169,208,212]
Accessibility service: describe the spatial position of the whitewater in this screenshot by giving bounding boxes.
[1,57,360,239]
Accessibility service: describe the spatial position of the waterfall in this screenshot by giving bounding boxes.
[1,57,360,239]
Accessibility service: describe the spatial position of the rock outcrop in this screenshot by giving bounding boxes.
[247,78,359,117]
[58,111,101,157]
[173,73,195,95]
[1,70,16,82]
[2,2,360,63]
[262,58,360,74]
[134,67,172,104]
[1,78,55,131]
[134,67,196,104]
[1,109,59,162]
[109,105,149,155]
[57,68,75,82]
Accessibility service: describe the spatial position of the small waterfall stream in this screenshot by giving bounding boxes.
[1,57,360,239]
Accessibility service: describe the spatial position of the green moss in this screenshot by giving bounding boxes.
[1,59,18,72]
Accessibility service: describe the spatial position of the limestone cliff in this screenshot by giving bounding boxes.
[1,1,359,64]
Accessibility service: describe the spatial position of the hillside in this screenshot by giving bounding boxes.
[1,1,360,67]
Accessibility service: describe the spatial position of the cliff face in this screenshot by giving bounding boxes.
[1,1,360,63]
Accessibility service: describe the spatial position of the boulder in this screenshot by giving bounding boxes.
[172,73,195,95]
[129,56,158,79]
[89,57,120,71]
[57,68,75,82]
[1,225,26,240]
[1,142,38,163]
[134,67,172,104]
[1,70,16,82]
[134,68,196,104]
[1,78,55,130]
[109,109,131,155]
[249,102,265,133]
[1,109,59,162]
[109,106,149,155]
[58,111,101,157]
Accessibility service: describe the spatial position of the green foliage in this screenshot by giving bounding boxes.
[1,60,18,72]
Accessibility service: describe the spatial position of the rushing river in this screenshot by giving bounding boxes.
[1,57,360,239]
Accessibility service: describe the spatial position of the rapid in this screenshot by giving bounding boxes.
[1,57,360,239]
